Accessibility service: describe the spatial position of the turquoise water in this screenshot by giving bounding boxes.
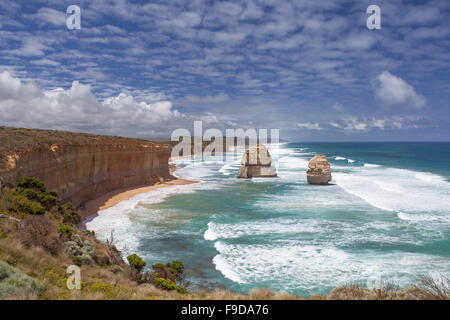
[85,142,450,296]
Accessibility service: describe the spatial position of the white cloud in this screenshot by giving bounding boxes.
[0,71,180,135]
[375,71,427,109]
[3,38,49,57]
[27,8,66,26]
[297,122,322,130]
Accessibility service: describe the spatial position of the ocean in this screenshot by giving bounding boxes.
[84,142,450,296]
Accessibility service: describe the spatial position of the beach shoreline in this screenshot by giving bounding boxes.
[79,161,197,221]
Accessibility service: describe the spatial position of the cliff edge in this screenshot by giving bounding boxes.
[0,126,171,207]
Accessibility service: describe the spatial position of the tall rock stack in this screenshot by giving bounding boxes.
[237,145,277,178]
[307,155,332,185]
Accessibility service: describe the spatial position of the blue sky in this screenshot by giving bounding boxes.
[0,0,449,141]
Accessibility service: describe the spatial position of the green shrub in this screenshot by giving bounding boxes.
[63,210,81,225]
[57,224,73,237]
[166,260,184,280]
[14,195,45,215]
[16,197,34,214]
[62,202,73,211]
[154,277,177,290]
[33,206,45,215]
[175,285,188,294]
[0,261,45,299]
[38,194,57,209]
[127,254,146,271]
[66,241,81,256]
[65,236,95,266]
[21,188,38,200]
[152,260,185,282]
[80,253,92,265]
[47,191,58,198]
[153,277,187,294]
[15,177,46,193]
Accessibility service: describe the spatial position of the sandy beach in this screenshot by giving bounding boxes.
[80,162,196,220]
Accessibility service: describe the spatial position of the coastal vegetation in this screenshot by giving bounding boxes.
[0,177,448,300]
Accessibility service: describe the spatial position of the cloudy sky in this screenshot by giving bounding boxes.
[0,0,449,141]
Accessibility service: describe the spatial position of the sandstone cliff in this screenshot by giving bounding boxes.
[0,127,171,207]
[237,145,277,178]
[306,154,332,185]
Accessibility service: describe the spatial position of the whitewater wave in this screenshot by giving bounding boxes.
[333,167,450,224]
[364,163,380,168]
[211,241,450,290]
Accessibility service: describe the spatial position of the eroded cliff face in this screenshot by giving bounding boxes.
[0,142,171,207]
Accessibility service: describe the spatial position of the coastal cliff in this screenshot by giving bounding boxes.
[0,127,171,207]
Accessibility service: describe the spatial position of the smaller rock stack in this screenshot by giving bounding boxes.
[307,155,332,185]
[237,145,277,178]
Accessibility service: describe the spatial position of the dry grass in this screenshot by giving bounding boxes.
[417,274,450,300]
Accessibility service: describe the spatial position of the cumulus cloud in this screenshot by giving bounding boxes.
[0,71,180,136]
[297,122,322,130]
[375,71,427,109]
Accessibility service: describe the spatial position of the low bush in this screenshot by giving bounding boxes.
[38,194,57,209]
[57,224,73,237]
[0,261,45,299]
[65,235,95,265]
[62,202,73,211]
[14,194,45,215]
[21,189,38,200]
[154,277,187,294]
[149,260,188,293]
[127,254,146,271]
[47,191,58,198]
[63,211,81,226]
[15,177,46,193]
[17,216,61,255]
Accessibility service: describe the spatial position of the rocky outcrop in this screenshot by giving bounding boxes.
[0,131,171,207]
[307,155,332,185]
[237,145,277,178]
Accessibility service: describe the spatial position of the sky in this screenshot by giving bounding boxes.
[0,0,449,141]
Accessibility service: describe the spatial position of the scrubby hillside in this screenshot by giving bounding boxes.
[0,177,448,300]
[0,177,190,299]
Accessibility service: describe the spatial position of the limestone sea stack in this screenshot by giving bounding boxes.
[306,154,332,185]
[237,145,277,178]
